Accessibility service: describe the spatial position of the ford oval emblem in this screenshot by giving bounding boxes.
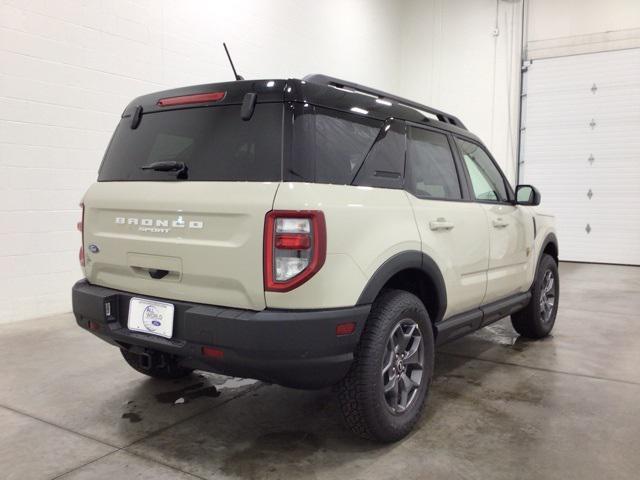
[152,320,161,327]
[88,244,100,253]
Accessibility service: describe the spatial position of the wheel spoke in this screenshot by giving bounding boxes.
[408,368,423,387]
[397,324,416,351]
[403,337,422,365]
[387,334,397,353]
[384,373,398,393]
[394,377,402,409]
[545,276,554,293]
[540,301,548,317]
[381,349,394,375]
[401,372,417,390]
[399,378,409,410]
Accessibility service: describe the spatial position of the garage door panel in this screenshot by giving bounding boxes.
[527,109,640,130]
[525,129,640,150]
[525,49,640,92]
[526,93,640,126]
[522,48,640,265]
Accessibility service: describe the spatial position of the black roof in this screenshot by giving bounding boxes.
[123,75,478,142]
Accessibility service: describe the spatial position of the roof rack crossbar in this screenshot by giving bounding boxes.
[303,74,466,130]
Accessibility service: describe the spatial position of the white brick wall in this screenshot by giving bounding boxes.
[0,0,403,323]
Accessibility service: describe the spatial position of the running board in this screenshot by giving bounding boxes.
[435,292,531,346]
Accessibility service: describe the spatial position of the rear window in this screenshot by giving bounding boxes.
[98,104,283,182]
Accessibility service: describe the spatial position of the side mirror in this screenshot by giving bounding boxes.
[516,185,541,206]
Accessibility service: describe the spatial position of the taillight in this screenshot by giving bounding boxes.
[157,91,226,107]
[78,203,85,267]
[264,211,326,292]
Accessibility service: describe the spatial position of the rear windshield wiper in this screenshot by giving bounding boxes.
[140,161,188,179]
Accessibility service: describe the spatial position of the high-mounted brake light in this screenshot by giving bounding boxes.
[264,211,326,292]
[78,203,85,267]
[157,91,226,107]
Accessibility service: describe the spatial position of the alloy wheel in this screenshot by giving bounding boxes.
[539,269,556,323]
[381,319,425,413]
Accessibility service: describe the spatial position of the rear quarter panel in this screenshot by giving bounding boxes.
[267,183,420,309]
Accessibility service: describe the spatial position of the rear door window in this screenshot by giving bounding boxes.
[98,104,283,182]
[406,127,462,200]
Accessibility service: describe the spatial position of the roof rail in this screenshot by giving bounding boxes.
[303,74,466,130]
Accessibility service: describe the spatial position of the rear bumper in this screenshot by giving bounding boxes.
[71,280,370,388]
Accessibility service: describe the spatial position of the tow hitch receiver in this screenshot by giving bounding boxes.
[139,352,153,370]
[137,351,168,370]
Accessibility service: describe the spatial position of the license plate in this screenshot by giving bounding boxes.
[127,297,175,339]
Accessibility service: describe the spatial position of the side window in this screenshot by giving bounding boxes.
[288,105,381,185]
[406,127,461,200]
[353,119,405,189]
[456,138,508,202]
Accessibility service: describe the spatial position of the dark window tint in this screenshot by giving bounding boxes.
[287,105,381,185]
[353,120,405,189]
[406,127,461,199]
[455,138,508,202]
[98,104,283,181]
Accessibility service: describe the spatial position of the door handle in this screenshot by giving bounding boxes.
[429,218,455,231]
[492,218,509,228]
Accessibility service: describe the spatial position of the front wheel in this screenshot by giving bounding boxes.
[337,290,434,442]
[511,254,559,338]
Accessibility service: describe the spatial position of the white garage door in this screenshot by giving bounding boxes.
[520,48,640,265]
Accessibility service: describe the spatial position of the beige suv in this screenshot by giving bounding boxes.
[72,75,559,442]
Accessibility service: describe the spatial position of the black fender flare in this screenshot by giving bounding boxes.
[528,232,559,291]
[356,250,447,323]
[540,232,559,262]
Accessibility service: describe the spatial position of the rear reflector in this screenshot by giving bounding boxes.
[88,321,101,331]
[202,346,224,359]
[336,322,356,336]
[157,91,226,107]
[275,234,311,250]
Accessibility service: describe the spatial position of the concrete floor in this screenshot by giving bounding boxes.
[1,262,639,480]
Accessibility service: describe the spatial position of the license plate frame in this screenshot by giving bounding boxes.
[127,297,175,339]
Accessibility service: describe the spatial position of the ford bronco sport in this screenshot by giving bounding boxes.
[72,75,559,442]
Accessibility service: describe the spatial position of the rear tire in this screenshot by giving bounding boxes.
[120,349,193,380]
[511,254,559,338]
[337,289,434,442]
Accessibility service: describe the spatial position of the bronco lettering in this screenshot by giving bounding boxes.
[114,217,204,230]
